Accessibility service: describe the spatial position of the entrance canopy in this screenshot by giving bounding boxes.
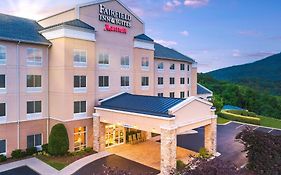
[94,93,216,134]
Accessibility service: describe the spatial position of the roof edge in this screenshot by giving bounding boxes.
[98,92,126,104]
[0,37,51,46]
[154,56,195,64]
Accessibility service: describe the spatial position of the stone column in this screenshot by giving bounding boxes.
[160,125,177,175]
[146,132,152,140]
[93,113,106,152]
[204,117,217,155]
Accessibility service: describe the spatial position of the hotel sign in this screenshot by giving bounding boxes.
[99,4,132,34]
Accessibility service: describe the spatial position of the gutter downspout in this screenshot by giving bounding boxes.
[46,44,51,143]
[16,41,21,149]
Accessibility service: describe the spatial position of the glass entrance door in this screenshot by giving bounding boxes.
[105,125,125,148]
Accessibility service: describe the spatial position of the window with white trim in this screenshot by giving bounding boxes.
[74,76,86,88]
[0,103,5,117]
[170,92,175,98]
[141,77,149,86]
[170,63,175,70]
[0,139,6,155]
[0,75,5,89]
[187,64,190,71]
[121,76,129,87]
[121,56,130,68]
[27,75,41,88]
[27,101,41,114]
[98,53,109,65]
[73,50,87,67]
[27,134,42,149]
[99,76,109,88]
[187,90,190,97]
[157,62,164,70]
[74,127,87,151]
[170,77,175,85]
[0,46,7,65]
[180,77,185,85]
[141,57,149,68]
[180,91,185,98]
[158,93,164,97]
[74,101,86,114]
[26,48,42,66]
[180,64,185,71]
[188,77,190,84]
[158,77,164,85]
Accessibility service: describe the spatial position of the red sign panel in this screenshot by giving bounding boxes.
[104,24,127,34]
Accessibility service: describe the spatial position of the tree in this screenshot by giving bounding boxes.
[48,123,69,156]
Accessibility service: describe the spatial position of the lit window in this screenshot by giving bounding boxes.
[180,92,185,98]
[158,77,164,85]
[170,77,175,85]
[170,63,175,70]
[180,64,185,71]
[27,75,41,88]
[0,75,5,89]
[27,101,41,114]
[74,76,86,88]
[180,77,185,85]
[121,76,130,87]
[157,62,164,70]
[121,56,130,67]
[98,54,109,65]
[27,134,42,149]
[0,140,6,155]
[141,77,149,86]
[99,76,109,87]
[74,127,87,151]
[73,50,87,67]
[141,57,149,68]
[74,101,86,114]
[0,103,6,117]
[170,92,175,98]
[27,48,42,66]
[158,93,164,97]
[0,46,7,65]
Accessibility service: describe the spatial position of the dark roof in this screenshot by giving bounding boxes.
[41,19,95,31]
[96,93,185,118]
[197,84,212,95]
[154,43,195,63]
[0,13,50,45]
[134,34,154,42]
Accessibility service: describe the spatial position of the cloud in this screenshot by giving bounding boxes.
[184,0,209,7]
[238,30,261,37]
[130,7,144,17]
[232,49,241,57]
[163,0,181,11]
[245,51,276,58]
[155,39,178,47]
[180,30,189,36]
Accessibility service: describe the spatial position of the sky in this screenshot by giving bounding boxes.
[1,0,281,72]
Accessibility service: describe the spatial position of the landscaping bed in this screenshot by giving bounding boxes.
[218,110,261,125]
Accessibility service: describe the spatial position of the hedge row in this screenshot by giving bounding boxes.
[218,111,260,125]
[226,110,257,117]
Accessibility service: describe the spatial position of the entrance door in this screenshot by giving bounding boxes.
[105,125,125,147]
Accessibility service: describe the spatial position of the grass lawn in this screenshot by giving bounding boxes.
[36,150,97,170]
[217,117,230,124]
[259,116,281,129]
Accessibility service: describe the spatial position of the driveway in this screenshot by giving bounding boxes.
[177,122,281,167]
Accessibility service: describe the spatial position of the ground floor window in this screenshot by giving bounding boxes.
[180,91,185,98]
[105,125,125,147]
[170,92,175,98]
[74,127,87,151]
[0,139,6,155]
[27,134,42,148]
[158,93,164,97]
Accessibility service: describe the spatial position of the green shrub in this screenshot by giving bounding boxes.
[0,154,7,162]
[42,144,48,153]
[198,147,212,159]
[84,147,93,153]
[218,111,260,125]
[227,110,257,117]
[11,149,26,159]
[176,160,186,170]
[26,147,37,156]
[48,124,69,156]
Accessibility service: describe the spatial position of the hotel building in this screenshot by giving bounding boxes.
[0,0,215,174]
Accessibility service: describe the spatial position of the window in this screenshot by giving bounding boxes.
[157,62,164,70]
[158,93,164,97]
[0,46,7,65]
[27,48,42,66]
[187,77,190,84]
[74,127,87,151]
[74,101,86,114]
[99,76,109,88]
[158,77,164,85]
[27,75,41,88]
[180,64,185,71]
[180,77,185,85]
[98,54,109,65]
[121,56,130,67]
[74,76,86,88]
[180,91,185,98]
[27,101,41,114]
[0,140,6,155]
[27,134,42,149]
[170,63,175,70]
[0,75,5,89]
[170,92,175,98]
[73,50,87,67]
[141,77,149,86]
[187,65,190,71]
[121,76,130,87]
[0,103,5,117]
[187,90,190,97]
[170,77,175,85]
[141,57,149,68]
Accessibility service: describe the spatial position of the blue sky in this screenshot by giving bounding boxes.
[1,0,281,72]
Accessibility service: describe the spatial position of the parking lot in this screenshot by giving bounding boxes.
[0,166,39,175]
[177,122,281,167]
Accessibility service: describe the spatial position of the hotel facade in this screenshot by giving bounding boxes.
[0,0,215,174]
